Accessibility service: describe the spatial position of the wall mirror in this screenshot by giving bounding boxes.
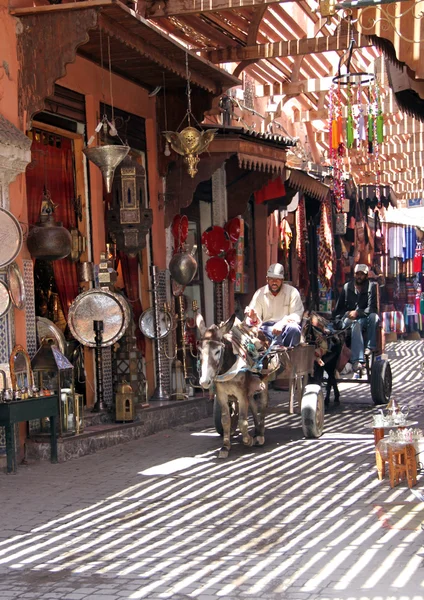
[9,345,34,392]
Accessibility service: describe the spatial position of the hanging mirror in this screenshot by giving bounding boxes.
[0,208,23,268]
[9,344,34,392]
[7,262,26,310]
[0,280,11,318]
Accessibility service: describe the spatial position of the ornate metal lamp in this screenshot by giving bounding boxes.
[107,156,153,255]
[163,53,217,178]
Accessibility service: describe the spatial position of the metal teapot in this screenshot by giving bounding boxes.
[169,245,198,286]
[27,189,72,261]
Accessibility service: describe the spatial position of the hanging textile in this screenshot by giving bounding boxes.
[295,194,309,294]
[254,176,286,206]
[118,253,145,355]
[318,193,334,291]
[267,210,279,266]
[26,130,78,320]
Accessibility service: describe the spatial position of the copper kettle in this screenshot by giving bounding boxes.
[27,189,72,261]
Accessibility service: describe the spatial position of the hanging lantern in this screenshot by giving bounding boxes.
[27,188,72,261]
[107,156,153,255]
[163,127,217,178]
[83,144,130,194]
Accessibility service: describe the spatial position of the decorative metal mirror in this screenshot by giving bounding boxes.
[0,280,11,318]
[139,307,173,339]
[7,262,26,310]
[68,288,130,347]
[9,344,34,392]
[0,207,23,268]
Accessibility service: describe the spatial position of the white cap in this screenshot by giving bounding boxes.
[354,264,369,274]
[267,263,284,279]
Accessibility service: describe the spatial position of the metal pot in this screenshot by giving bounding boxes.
[27,214,72,261]
[169,245,197,286]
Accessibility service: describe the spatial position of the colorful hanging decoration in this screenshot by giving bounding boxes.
[328,36,384,212]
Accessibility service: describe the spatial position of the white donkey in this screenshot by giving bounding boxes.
[197,313,270,459]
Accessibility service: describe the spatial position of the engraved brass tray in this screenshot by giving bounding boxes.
[0,208,23,268]
[68,289,130,347]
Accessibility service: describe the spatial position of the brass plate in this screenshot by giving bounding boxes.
[68,289,130,347]
[0,280,11,318]
[139,308,173,339]
[0,208,23,268]
[7,262,26,310]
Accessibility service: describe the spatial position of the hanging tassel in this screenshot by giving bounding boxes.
[368,113,373,142]
[377,113,384,144]
[346,113,354,149]
[358,113,366,141]
[332,119,339,149]
[338,116,343,144]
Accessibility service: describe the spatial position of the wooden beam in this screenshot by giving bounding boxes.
[98,14,220,93]
[205,31,373,64]
[146,0,285,19]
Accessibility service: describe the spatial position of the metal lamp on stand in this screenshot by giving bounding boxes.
[92,320,104,412]
[150,266,169,400]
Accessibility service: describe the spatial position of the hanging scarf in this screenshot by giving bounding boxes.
[296,194,308,293]
[318,193,334,291]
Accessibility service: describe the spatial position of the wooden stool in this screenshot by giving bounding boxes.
[375,447,386,480]
[388,444,417,488]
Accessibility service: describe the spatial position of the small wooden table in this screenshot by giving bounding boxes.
[0,396,58,474]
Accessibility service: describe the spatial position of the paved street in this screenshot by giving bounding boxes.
[1,340,424,600]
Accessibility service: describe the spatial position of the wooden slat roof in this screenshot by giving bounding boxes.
[10,0,240,94]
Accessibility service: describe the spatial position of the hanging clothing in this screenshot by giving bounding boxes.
[318,193,334,291]
[403,226,416,261]
[267,210,279,266]
[279,218,292,251]
[295,194,309,294]
[388,225,405,259]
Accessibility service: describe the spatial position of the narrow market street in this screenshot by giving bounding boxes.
[1,340,424,600]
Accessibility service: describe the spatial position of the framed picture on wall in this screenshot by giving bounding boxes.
[407,198,423,208]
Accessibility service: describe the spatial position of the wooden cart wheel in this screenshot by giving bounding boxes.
[213,397,239,436]
[301,384,325,438]
[371,359,392,405]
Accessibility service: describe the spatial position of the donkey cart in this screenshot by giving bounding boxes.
[213,342,324,442]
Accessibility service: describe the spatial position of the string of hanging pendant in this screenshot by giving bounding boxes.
[108,35,115,126]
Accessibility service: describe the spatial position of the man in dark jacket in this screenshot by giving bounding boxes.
[333,264,379,372]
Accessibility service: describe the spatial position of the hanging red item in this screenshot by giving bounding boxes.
[224,217,241,242]
[202,226,231,256]
[228,268,236,282]
[413,246,422,273]
[206,256,229,282]
[225,248,237,268]
[171,214,188,251]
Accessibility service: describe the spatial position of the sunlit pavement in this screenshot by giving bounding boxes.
[0,340,424,600]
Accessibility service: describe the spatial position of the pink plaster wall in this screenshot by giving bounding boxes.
[0,4,30,349]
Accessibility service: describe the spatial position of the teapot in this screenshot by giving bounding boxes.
[169,245,198,286]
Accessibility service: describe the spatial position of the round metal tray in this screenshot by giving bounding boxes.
[68,289,130,347]
[0,280,11,318]
[7,262,26,310]
[0,208,23,268]
[139,308,173,339]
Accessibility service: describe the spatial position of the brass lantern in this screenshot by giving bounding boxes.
[107,156,153,255]
[115,380,134,422]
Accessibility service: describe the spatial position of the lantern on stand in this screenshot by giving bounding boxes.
[31,339,77,435]
[115,380,134,422]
